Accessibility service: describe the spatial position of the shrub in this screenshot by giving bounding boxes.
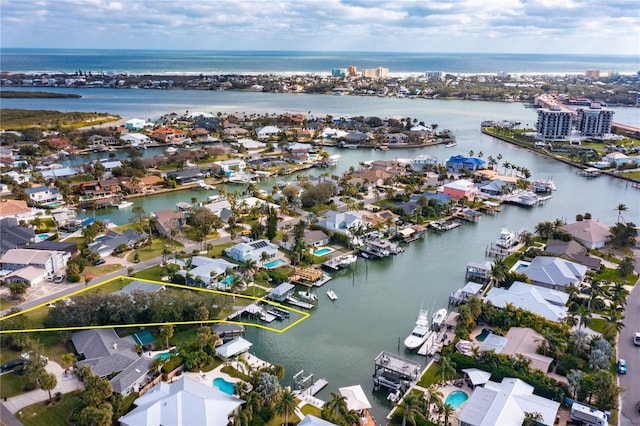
[161,355,184,375]
[23,382,36,391]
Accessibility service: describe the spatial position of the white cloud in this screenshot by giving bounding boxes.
[0,0,638,55]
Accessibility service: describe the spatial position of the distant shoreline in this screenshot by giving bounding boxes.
[0,90,81,99]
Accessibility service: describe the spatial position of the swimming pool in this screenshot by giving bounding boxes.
[476,328,493,342]
[35,233,53,241]
[444,390,469,409]
[154,352,171,361]
[213,377,236,395]
[220,275,234,287]
[263,258,286,269]
[313,247,334,256]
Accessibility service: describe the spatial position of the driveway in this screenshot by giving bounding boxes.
[618,249,640,425]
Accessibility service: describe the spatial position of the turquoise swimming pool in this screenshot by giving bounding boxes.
[444,390,468,409]
[154,352,171,360]
[220,275,234,287]
[476,328,493,341]
[263,259,286,269]
[313,247,334,256]
[213,377,236,395]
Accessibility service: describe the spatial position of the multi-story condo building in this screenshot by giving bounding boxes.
[361,67,389,78]
[331,68,347,77]
[536,106,574,140]
[585,69,600,78]
[576,104,614,136]
[348,65,357,77]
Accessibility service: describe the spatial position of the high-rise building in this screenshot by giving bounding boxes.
[585,69,600,78]
[424,71,443,79]
[536,106,574,140]
[331,68,347,77]
[361,67,389,78]
[348,65,357,77]
[576,104,614,136]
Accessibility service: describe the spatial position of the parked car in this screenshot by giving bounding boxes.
[1,359,24,372]
[20,352,49,365]
[93,258,106,266]
[617,359,627,375]
[634,332,640,346]
[54,274,65,283]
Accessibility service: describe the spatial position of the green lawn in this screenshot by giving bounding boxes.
[589,317,607,333]
[88,277,130,294]
[84,263,124,277]
[0,372,32,398]
[19,392,83,426]
[417,362,440,388]
[0,297,16,311]
[592,267,638,286]
[133,265,169,282]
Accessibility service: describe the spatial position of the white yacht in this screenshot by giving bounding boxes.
[327,289,338,301]
[404,309,431,350]
[432,308,447,330]
[495,227,518,249]
[116,201,133,209]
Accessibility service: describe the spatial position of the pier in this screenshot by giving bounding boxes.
[428,219,462,232]
[373,352,421,394]
[322,253,357,271]
[578,167,602,178]
[293,370,328,396]
[478,201,502,214]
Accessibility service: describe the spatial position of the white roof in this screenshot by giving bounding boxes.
[444,179,475,190]
[462,368,492,386]
[339,385,372,411]
[484,281,568,322]
[458,378,559,426]
[119,376,243,426]
[215,337,252,359]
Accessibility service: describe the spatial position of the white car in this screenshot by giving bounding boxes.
[20,352,49,365]
[54,274,65,283]
[634,332,640,346]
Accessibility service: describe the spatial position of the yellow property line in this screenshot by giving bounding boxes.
[0,276,310,334]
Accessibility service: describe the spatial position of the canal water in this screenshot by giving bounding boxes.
[5,87,639,420]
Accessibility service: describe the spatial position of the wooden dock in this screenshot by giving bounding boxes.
[285,296,315,310]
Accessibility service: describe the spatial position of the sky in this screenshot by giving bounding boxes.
[1,0,639,55]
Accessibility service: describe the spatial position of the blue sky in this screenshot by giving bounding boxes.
[1,0,638,55]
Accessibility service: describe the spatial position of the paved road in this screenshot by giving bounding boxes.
[619,251,640,426]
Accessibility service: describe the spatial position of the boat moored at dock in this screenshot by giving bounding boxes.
[431,308,447,330]
[404,309,431,350]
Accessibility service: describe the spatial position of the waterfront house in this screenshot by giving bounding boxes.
[256,126,282,139]
[361,209,399,229]
[234,138,267,152]
[477,179,509,196]
[602,151,630,167]
[172,167,204,185]
[543,239,601,271]
[120,133,151,146]
[0,217,35,255]
[152,209,185,238]
[215,159,246,176]
[125,118,151,131]
[174,256,238,286]
[319,210,367,237]
[119,377,244,426]
[458,377,560,426]
[40,166,80,180]
[445,155,486,173]
[24,185,63,206]
[560,219,611,249]
[71,328,139,377]
[483,281,568,322]
[149,127,185,143]
[411,154,438,172]
[279,229,330,251]
[73,179,120,199]
[385,132,409,144]
[88,134,118,147]
[225,239,279,263]
[522,256,588,290]
[215,336,252,360]
[441,179,478,200]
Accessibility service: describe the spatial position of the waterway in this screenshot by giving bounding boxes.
[6,87,639,420]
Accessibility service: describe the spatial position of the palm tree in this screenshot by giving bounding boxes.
[239,259,257,284]
[400,392,424,426]
[424,385,443,421]
[570,330,590,357]
[614,203,628,223]
[160,324,174,349]
[574,303,592,330]
[491,259,508,286]
[439,356,457,384]
[323,392,348,423]
[39,371,57,403]
[523,411,544,426]
[440,403,455,426]
[274,389,298,426]
[466,296,483,320]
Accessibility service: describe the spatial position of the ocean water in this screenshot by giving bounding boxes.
[1,49,638,75]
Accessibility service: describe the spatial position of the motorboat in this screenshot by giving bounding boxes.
[327,289,338,301]
[432,308,447,330]
[298,290,318,302]
[116,201,133,209]
[164,146,178,155]
[404,309,431,350]
[531,178,556,193]
[495,227,518,249]
[445,141,457,148]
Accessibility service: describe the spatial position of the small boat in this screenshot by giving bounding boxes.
[116,201,133,209]
[445,141,457,148]
[327,289,338,301]
[404,309,431,350]
[164,146,178,155]
[298,291,318,302]
[431,308,447,330]
[495,227,518,249]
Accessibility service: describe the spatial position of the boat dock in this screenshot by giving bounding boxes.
[293,370,328,396]
[241,303,277,323]
[322,253,357,271]
[578,167,602,177]
[500,190,540,207]
[416,331,437,356]
[285,296,315,310]
[478,201,502,214]
[372,352,421,393]
[417,328,447,356]
[428,219,462,232]
[289,267,332,287]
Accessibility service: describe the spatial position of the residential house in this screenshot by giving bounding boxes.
[2,171,32,185]
[3,266,49,286]
[223,126,249,139]
[87,229,148,258]
[385,132,409,144]
[0,217,35,255]
[279,229,330,251]
[256,126,282,139]
[212,323,245,343]
[150,127,185,144]
[477,179,509,196]
[40,166,80,179]
[458,377,560,426]
[0,248,68,275]
[344,131,370,143]
[73,179,120,199]
[602,151,630,167]
[225,239,279,263]
[47,138,71,149]
[445,155,486,173]
[24,185,63,206]
[125,118,151,131]
[88,134,118,147]
[27,241,78,257]
[215,337,253,360]
[544,239,601,271]
[299,415,337,426]
[113,280,165,297]
[361,209,399,229]
[215,159,246,176]
[174,256,238,287]
[522,256,588,290]
[234,138,267,152]
[192,117,221,130]
[110,356,154,396]
[441,179,478,200]
[483,281,569,322]
[152,209,186,237]
[0,147,15,164]
[172,168,204,185]
[411,154,438,172]
[560,220,611,249]
[119,377,244,426]
[346,169,393,188]
[319,210,367,237]
[120,133,151,146]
